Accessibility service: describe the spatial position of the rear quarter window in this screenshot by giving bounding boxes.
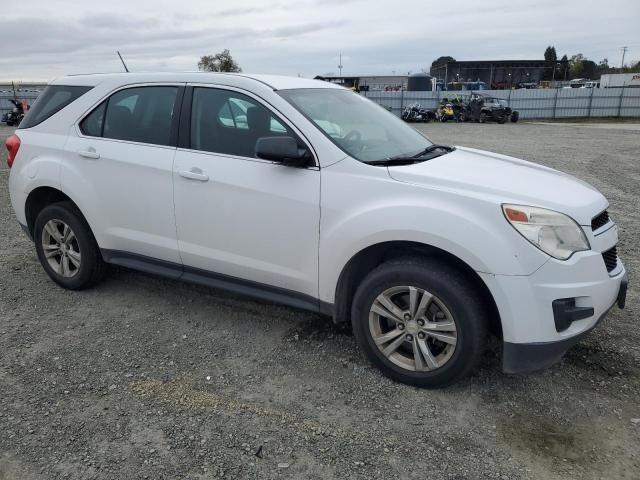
[19,85,92,129]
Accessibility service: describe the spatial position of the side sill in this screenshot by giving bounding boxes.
[101,249,332,316]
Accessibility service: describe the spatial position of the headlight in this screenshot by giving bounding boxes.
[502,204,590,260]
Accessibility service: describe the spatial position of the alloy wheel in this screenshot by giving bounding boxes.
[41,219,82,278]
[368,285,458,372]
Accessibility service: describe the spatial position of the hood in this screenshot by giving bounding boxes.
[387,146,607,226]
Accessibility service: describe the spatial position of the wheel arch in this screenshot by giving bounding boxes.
[331,240,502,337]
[25,186,91,238]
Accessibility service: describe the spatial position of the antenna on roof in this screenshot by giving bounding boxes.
[117,51,130,73]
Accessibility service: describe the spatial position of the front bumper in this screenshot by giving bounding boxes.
[502,272,627,373]
[478,220,627,373]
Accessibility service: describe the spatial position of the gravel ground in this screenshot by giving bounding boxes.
[1,122,639,480]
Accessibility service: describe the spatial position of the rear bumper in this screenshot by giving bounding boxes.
[502,272,627,373]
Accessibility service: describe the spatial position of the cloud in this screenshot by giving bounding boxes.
[0,0,638,81]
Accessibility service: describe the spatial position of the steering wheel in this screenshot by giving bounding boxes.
[344,130,362,145]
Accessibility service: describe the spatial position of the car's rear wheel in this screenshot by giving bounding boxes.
[351,258,487,388]
[34,202,108,290]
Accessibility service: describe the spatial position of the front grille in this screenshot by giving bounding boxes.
[602,246,618,273]
[591,210,610,231]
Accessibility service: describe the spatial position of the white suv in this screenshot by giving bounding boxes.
[6,73,627,387]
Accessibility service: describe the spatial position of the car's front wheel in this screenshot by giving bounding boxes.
[351,258,487,388]
[34,201,108,290]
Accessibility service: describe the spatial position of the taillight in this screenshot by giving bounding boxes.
[5,134,20,168]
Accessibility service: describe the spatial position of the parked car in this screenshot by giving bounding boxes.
[6,73,627,387]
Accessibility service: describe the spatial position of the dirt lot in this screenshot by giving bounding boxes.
[1,122,639,480]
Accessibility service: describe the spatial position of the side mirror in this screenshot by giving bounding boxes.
[255,136,311,168]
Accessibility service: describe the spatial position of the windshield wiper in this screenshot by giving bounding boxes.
[409,144,455,158]
[364,157,424,166]
[364,144,455,166]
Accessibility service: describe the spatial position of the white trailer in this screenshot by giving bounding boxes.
[600,73,640,88]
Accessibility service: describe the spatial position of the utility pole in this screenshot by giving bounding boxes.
[620,46,628,71]
[338,53,343,76]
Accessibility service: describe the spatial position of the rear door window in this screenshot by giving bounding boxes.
[20,85,92,129]
[80,86,179,147]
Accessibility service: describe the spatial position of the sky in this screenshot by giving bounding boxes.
[0,0,638,82]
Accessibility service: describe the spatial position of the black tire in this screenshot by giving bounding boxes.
[498,116,506,124]
[479,112,487,123]
[510,111,519,123]
[34,201,108,290]
[351,258,487,388]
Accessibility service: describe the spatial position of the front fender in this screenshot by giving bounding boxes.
[318,159,549,303]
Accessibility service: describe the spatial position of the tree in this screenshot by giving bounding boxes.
[581,60,598,79]
[429,56,455,79]
[431,56,455,68]
[569,54,598,79]
[559,55,569,80]
[198,49,242,72]
[596,58,610,79]
[628,60,640,73]
[569,53,586,78]
[543,46,557,80]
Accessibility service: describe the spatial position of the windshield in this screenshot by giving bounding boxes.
[279,88,432,162]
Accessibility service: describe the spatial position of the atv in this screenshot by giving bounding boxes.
[437,98,456,122]
[472,94,519,123]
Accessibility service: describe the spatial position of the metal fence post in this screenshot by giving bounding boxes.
[587,87,594,118]
[617,87,624,118]
[552,88,559,119]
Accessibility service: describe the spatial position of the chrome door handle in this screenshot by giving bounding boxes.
[179,168,209,182]
[78,149,100,159]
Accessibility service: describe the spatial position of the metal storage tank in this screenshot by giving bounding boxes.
[407,72,432,91]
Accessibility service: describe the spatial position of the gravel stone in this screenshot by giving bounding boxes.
[1,123,639,479]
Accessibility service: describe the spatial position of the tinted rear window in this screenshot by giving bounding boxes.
[19,85,92,129]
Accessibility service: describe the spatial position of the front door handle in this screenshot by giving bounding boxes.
[179,168,209,182]
[78,149,100,159]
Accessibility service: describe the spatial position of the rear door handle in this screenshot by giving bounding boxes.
[179,168,209,182]
[78,149,100,159]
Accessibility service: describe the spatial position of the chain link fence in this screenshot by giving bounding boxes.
[361,87,640,119]
[2,84,640,122]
